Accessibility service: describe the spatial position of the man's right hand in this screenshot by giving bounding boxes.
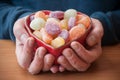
[13,17,55,74]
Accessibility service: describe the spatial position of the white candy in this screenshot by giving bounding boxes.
[64,9,77,20]
[30,18,46,30]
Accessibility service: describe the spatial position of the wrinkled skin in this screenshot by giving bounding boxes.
[13,17,103,74]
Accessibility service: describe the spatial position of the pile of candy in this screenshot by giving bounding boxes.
[29,9,90,48]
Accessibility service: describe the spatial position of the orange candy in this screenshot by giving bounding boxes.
[34,11,47,20]
[76,15,91,28]
[69,24,86,41]
[76,14,83,22]
[40,28,53,44]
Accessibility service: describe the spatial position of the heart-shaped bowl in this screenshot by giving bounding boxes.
[25,10,92,60]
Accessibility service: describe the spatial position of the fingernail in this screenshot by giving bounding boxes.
[59,66,65,72]
[63,49,72,57]
[36,47,46,58]
[88,36,96,46]
[20,34,28,43]
[28,38,34,47]
[36,49,41,58]
[50,66,58,73]
[71,42,79,49]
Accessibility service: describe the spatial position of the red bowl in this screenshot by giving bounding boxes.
[25,10,92,59]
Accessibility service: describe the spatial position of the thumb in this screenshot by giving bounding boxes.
[13,18,29,44]
[86,18,103,46]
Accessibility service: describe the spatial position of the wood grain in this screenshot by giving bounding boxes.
[0,40,120,80]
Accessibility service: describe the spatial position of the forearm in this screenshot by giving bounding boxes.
[0,1,32,41]
[91,10,120,45]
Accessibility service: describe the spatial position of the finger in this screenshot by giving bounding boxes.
[57,56,75,71]
[15,39,24,67]
[59,66,65,72]
[50,65,59,73]
[28,47,47,74]
[43,54,55,72]
[16,37,35,69]
[62,48,90,71]
[13,18,29,44]
[86,18,103,46]
[71,41,102,63]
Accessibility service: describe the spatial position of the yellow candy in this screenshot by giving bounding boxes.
[51,37,65,48]
[60,19,68,30]
[33,30,42,40]
[46,18,60,23]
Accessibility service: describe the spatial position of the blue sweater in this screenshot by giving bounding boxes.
[0,0,120,45]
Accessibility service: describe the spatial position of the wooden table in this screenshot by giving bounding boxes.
[0,40,120,80]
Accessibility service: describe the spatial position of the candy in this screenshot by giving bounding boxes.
[45,18,61,36]
[76,15,90,28]
[33,30,42,40]
[28,9,91,49]
[42,10,51,15]
[51,37,65,48]
[30,18,46,30]
[60,19,68,30]
[68,17,76,30]
[49,11,64,19]
[41,28,53,44]
[30,15,34,21]
[64,9,77,20]
[69,24,86,41]
[34,11,46,20]
[58,29,69,42]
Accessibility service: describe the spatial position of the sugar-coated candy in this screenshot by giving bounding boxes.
[76,15,90,28]
[46,18,59,22]
[34,11,46,20]
[41,28,53,44]
[42,10,51,15]
[33,30,42,40]
[51,37,65,48]
[45,18,61,36]
[49,11,64,19]
[69,24,86,41]
[30,15,34,21]
[58,29,69,41]
[30,18,46,30]
[76,14,83,21]
[60,19,68,30]
[64,9,77,20]
[68,17,76,30]
[29,9,91,49]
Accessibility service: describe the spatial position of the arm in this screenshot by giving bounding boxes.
[0,1,56,74]
[91,10,120,45]
[0,1,32,41]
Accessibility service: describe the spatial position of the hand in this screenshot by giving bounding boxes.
[13,17,55,74]
[57,18,104,72]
